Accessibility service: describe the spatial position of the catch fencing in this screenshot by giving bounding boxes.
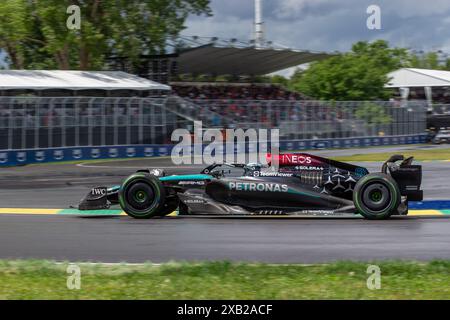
[0,97,177,150]
[184,99,428,140]
[0,96,428,156]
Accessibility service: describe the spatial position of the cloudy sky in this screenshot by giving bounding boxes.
[185,0,450,53]
[2,1,449,70]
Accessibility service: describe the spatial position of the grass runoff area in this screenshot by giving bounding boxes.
[0,260,449,299]
[332,147,450,162]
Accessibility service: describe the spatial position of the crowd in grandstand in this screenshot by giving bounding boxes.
[172,84,307,101]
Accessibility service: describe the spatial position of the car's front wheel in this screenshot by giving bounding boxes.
[119,173,166,219]
[353,173,401,220]
[157,198,179,217]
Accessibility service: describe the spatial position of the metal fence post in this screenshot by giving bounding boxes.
[114,98,119,145]
[35,98,40,149]
[139,99,144,144]
[102,98,106,146]
[126,98,133,145]
[62,97,67,147]
[75,97,80,147]
[88,98,95,146]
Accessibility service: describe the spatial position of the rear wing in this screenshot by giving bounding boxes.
[383,155,423,202]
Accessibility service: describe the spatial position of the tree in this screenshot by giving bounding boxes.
[355,102,392,126]
[270,75,289,87]
[289,40,409,101]
[0,0,212,70]
[407,51,449,70]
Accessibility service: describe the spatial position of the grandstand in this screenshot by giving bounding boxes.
[106,36,332,83]
[171,82,307,100]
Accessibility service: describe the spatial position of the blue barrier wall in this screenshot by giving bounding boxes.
[0,134,428,167]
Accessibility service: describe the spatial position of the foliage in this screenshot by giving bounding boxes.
[407,51,450,70]
[355,102,392,126]
[289,40,409,101]
[270,75,289,87]
[0,0,211,70]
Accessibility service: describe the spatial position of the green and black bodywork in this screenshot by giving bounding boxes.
[78,154,423,220]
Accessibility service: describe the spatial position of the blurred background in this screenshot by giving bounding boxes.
[0,0,449,165]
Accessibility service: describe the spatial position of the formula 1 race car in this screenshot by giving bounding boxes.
[78,153,423,220]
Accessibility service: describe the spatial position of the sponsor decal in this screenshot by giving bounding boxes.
[126,147,136,157]
[149,169,164,177]
[280,154,312,165]
[253,171,294,177]
[53,150,64,161]
[158,147,168,156]
[109,148,118,158]
[300,210,341,215]
[268,154,313,166]
[144,147,154,157]
[0,152,7,164]
[294,166,324,171]
[229,182,288,192]
[91,149,101,159]
[184,199,206,204]
[255,210,285,215]
[91,187,106,196]
[35,151,45,162]
[178,181,206,186]
[17,152,27,162]
[72,149,82,159]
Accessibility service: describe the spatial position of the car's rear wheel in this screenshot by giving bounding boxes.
[353,173,400,220]
[119,173,166,219]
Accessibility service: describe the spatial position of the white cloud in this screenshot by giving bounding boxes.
[382,0,450,18]
[274,0,341,19]
[184,0,450,53]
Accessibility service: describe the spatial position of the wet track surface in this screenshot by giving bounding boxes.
[0,145,449,263]
[0,214,449,263]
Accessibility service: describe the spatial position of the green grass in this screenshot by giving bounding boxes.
[332,148,450,162]
[0,260,449,300]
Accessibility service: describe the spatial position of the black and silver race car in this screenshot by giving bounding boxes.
[78,153,423,220]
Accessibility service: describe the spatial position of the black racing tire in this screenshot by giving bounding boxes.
[353,173,401,220]
[119,173,166,219]
[157,198,180,217]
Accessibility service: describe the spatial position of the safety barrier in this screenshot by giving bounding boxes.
[0,133,428,167]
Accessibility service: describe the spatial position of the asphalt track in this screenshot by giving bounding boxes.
[0,145,449,263]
